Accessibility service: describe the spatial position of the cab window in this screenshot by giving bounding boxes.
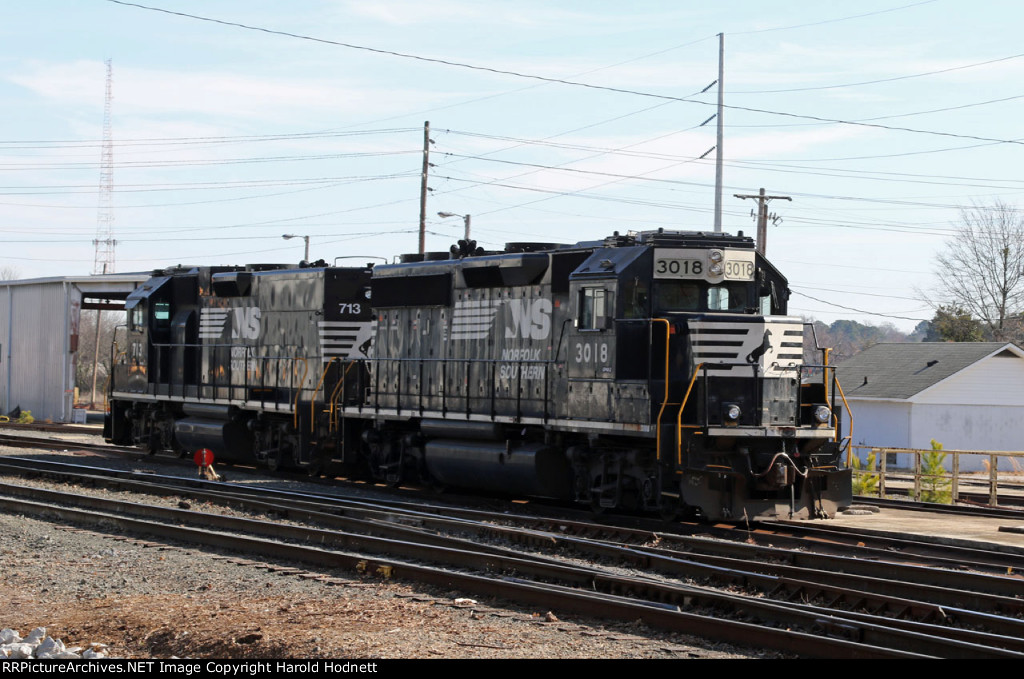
[153,301,171,329]
[653,281,700,312]
[708,283,750,311]
[578,287,608,330]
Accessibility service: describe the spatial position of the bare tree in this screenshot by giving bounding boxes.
[935,200,1024,341]
[0,266,20,280]
[75,311,123,396]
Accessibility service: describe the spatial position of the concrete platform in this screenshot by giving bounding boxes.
[827,505,1024,552]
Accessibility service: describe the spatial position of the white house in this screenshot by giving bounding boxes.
[833,342,1024,471]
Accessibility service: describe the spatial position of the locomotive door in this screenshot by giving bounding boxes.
[565,281,617,420]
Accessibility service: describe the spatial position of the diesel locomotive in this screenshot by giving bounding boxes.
[105,229,852,520]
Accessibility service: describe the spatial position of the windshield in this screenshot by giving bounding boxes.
[653,281,750,313]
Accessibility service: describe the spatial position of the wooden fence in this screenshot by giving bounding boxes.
[850,445,1024,505]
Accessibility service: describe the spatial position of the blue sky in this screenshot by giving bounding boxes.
[2,0,1022,331]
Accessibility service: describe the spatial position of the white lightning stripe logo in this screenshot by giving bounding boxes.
[318,320,374,361]
[688,318,803,377]
[450,299,501,340]
[198,309,230,339]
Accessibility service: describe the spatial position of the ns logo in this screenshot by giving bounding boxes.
[231,306,262,340]
[505,298,551,341]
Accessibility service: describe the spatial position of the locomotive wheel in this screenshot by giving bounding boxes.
[266,450,282,472]
[589,474,614,515]
[659,503,680,522]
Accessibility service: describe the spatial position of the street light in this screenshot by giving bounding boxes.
[437,211,471,241]
[281,234,310,262]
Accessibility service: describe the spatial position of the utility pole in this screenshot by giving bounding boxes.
[714,33,725,232]
[418,121,432,255]
[734,188,791,256]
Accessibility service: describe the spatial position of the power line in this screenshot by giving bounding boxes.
[791,289,930,322]
[0,127,418,149]
[105,1,1024,149]
[0,150,419,171]
[730,0,938,35]
[732,52,1024,94]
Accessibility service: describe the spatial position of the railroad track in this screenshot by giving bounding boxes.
[2,454,1024,658]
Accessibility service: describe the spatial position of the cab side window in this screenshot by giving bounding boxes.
[153,301,171,330]
[130,305,145,331]
[578,287,608,330]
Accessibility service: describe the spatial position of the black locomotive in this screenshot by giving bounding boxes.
[105,229,852,520]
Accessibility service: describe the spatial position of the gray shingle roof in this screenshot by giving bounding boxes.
[833,342,1022,400]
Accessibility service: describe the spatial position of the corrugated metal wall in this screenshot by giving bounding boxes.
[0,281,79,422]
[0,286,9,418]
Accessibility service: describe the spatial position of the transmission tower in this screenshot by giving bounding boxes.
[88,59,116,409]
[93,59,116,275]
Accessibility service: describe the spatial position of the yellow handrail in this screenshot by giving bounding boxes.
[823,347,831,404]
[291,357,308,429]
[834,373,854,461]
[675,362,705,465]
[327,361,356,433]
[310,357,337,433]
[652,319,673,463]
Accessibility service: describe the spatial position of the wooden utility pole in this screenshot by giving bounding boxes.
[734,188,791,256]
[418,121,431,255]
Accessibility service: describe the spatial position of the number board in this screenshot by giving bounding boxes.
[653,248,755,282]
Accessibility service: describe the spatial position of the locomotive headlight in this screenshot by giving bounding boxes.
[814,405,832,424]
[726,404,742,421]
[709,263,724,276]
[709,249,724,263]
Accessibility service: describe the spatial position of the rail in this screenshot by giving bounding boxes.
[355,355,555,422]
[111,325,851,450]
[674,362,705,465]
[112,342,561,424]
[327,361,356,433]
[653,319,676,463]
[851,444,1024,505]
[111,341,329,418]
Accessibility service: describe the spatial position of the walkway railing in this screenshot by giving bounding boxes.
[851,444,1024,505]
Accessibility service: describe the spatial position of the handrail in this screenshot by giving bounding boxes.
[675,362,705,465]
[291,357,308,429]
[822,347,831,404]
[652,319,673,463]
[310,357,337,433]
[833,371,854,457]
[327,361,356,433]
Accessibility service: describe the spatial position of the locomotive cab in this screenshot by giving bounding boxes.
[562,230,849,519]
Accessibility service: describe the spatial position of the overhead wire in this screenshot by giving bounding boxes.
[105,0,1024,149]
[6,0,999,315]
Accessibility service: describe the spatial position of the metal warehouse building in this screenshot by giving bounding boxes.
[0,273,150,423]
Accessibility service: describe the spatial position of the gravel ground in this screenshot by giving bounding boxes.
[0,440,759,659]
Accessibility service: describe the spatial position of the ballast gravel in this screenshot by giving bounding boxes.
[0,441,760,660]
